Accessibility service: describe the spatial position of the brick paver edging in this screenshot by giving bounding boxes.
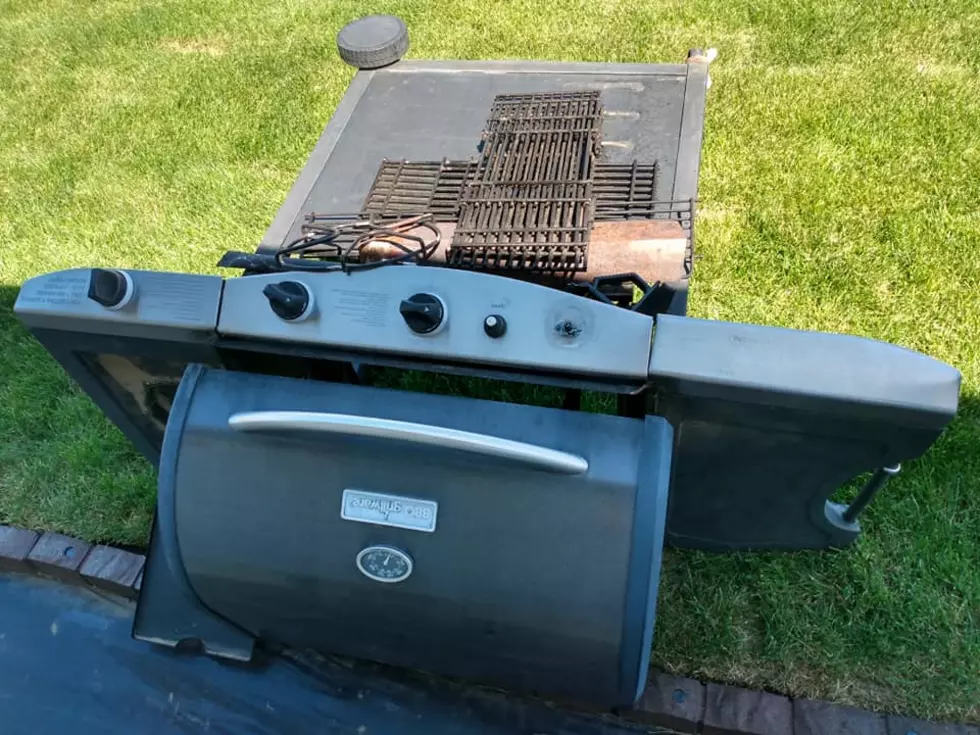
[2,524,975,735]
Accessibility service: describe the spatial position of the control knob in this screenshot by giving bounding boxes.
[263,281,314,321]
[399,293,445,335]
[87,268,134,310]
[483,314,507,338]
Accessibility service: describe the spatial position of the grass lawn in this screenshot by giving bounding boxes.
[2,0,979,723]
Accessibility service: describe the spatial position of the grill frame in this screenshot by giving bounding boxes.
[354,90,697,280]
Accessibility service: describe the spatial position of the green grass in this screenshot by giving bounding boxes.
[1,0,979,723]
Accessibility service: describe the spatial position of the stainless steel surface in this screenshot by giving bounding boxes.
[15,268,223,338]
[218,268,654,380]
[649,314,961,420]
[229,410,590,474]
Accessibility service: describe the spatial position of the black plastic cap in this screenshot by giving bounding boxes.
[399,293,444,334]
[337,15,409,69]
[483,314,507,339]
[263,281,311,321]
[87,268,129,308]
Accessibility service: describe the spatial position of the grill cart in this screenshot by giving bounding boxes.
[14,16,959,709]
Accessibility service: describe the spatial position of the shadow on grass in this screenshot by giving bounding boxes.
[0,282,157,546]
[652,388,979,719]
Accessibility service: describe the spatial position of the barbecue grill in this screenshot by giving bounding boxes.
[13,17,960,709]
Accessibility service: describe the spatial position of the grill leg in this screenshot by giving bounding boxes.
[562,389,582,411]
[842,464,902,523]
[616,393,646,418]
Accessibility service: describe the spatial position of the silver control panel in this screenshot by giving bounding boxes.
[14,268,223,338]
[218,268,654,379]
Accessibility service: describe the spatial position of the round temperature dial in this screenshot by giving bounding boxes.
[263,281,314,321]
[399,292,446,335]
[355,545,414,584]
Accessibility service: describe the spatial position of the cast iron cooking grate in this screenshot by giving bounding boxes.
[448,180,593,272]
[444,243,588,272]
[362,159,477,218]
[362,160,662,222]
[482,91,604,138]
[476,91,603,183]
[593,162,658,220]
[447,91,603,273]
[475,130,597,186]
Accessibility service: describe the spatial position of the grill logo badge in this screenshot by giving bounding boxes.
[341,489,438,533]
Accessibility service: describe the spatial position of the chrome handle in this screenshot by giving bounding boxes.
[228,411,589,475]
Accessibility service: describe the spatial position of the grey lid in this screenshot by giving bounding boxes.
[337,15,409,69]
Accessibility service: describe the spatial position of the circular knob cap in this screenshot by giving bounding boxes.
[87,268,133,309]
[263,281,313,321]
[337,15,409,69]
[483,314,507,338]
[399,293,445,334]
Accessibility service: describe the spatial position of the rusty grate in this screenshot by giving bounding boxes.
[448,181,592,272]
[362,160,666,223]
[445,243,589,272]
[476,91,603,184]
[476,129,598,185]
[362,159,477,218]
[482,91,604,138]
[447,91,603,273]
[593,162,658,220]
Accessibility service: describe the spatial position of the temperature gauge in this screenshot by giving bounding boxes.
[355,545,414,584]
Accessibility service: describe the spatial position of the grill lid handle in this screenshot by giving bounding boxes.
[228,411,588,475]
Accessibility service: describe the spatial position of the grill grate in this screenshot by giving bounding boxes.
[449,181,593,272]
[446,91,603,273]
[363,160,665,223]
[476,91,603,184]
[593,162,658,220]
[475,131,597,186]
[482,91,604,138]
[445,243,589,272]
[363,159,476,218]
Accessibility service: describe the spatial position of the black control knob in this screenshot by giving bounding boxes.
[87,268,132,309]
[263,281,313,321]
[483,314,507,338]
[399,293,445,334]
